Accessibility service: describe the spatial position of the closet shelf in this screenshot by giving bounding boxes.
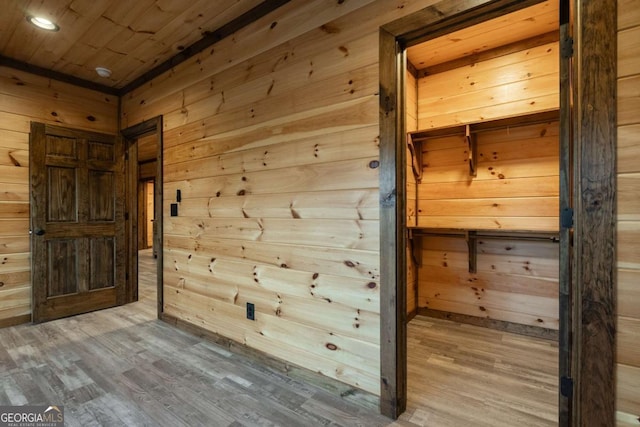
[408,110,560,142]
[409,228,559,242]
[407,109,560,181]
[408,228,559,273]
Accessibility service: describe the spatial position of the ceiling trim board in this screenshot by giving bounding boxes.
[0,54,119,96]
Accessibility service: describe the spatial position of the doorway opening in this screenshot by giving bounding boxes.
[379,0,573,423]
[138,180,155,254]
[121,116,163,318]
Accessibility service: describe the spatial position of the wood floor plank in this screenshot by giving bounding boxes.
[398,315,558,426]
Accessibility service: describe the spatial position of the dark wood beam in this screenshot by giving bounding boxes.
[418,30,559,77]
[558,0,572,424]
[0,54,119,96]
[118,0,291,95]
[120,116,161,140]
[574,0,617,425]
[379,27,407,419]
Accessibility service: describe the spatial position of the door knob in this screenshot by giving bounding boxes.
[33,228,45,236]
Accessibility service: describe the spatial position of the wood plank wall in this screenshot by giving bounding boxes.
[0,0,631,414]
[417,41,559,129]
[0,66,117,327]
[616,0,640,423]
[414,42,559,232]
[406,69,418,316]
[418,235,559,329]
[121,0,451,395]
[415,121,560,231]
[412,41,559,328]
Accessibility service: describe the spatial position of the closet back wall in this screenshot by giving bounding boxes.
[411,40,560,329]
[414,41,559,231]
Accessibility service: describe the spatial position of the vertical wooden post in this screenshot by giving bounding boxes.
[125,135,139,303]
[573,0,617,425]
[558,0,573,424]
[379,28,407,419]
[154,116,164,319]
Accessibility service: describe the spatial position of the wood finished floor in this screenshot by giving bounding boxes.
[400,316,558,427]
[0,250,558,426]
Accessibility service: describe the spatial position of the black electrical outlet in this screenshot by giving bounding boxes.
[246,302,255,320]
[170,203,178,217]
[176,189,181,203]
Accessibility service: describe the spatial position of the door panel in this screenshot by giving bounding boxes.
[47,239,78,297]
[46,135,77,158]
[88,141,114,161]
[48,167,77,221]
[89,171,115,221]
[31,122,125,323]
[89,237,115,290]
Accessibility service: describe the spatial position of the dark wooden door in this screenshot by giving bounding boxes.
[30,123,125,323]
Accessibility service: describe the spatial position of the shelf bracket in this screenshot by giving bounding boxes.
[466,125,477,177]
[466,230,477,273]
[409,230,423,267]
[407,134,423,183]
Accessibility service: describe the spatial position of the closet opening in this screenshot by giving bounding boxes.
[379,0,573,423]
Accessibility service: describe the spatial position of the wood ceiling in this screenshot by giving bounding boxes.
[0,0,559,94]
[407,0,559,71]
[0,0,287,93]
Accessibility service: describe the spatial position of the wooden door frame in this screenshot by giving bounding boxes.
[378,0,617,424]
[571,0,617,423]
[121,116,163,318]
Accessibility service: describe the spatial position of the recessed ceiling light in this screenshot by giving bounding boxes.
[95,67,112,78]
[27,16,59,31]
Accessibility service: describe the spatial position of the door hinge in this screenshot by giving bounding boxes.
[125,151,129,161]
[561,208,573,229]
[125,212,129,220]
[560,376,573,398]
[561,37,574,58]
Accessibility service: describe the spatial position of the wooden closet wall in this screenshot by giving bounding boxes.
[407,37,560,330]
